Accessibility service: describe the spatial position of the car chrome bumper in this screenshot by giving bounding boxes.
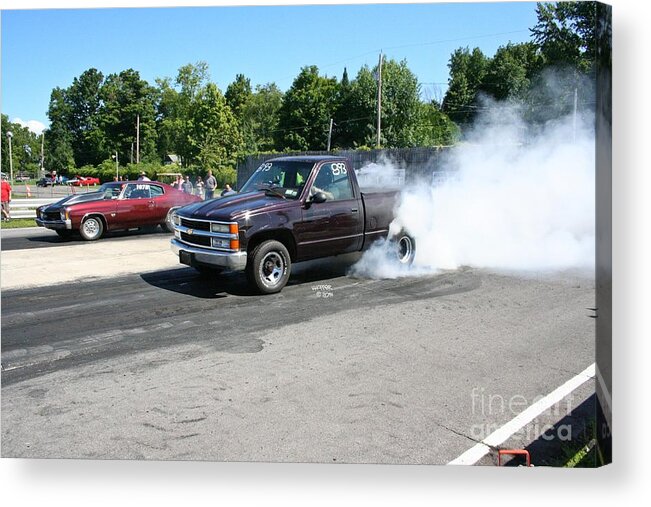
[171,238,248,271]
[35,218,72,230]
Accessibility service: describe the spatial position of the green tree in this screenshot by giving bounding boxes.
[413,102,459,147]
[99,69,158,164]
[155,62,210,166]
[275,66,339,151]
[65,68,105,166]
[240,83,284,153]
[442,47,489,125]
[343,58,424,148]
[44,87,75,173]
[531,1,597,73]
[187,83,243,168]
[225,74,253,120]
[1,114,41,177]
[479,42,544,100]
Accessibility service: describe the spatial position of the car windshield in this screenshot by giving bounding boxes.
[98,182,124,199]
[239,161,315,200]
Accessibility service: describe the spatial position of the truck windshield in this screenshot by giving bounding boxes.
[239,161,315,200]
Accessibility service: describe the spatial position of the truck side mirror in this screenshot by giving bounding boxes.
[312,191,328,204]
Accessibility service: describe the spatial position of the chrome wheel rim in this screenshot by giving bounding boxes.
[397,236,413,264]
[260,251,284,287]
[83,218,100,238]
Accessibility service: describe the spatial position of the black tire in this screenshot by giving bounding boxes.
[392,230,416,265]
[162,208,177,233]
[246,240,291,294]
[55,230,73,240]
[79,216,104,241]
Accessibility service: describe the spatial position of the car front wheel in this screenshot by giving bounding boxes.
[79,216,104,241]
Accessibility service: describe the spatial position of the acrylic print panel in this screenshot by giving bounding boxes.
[1,0,611,467]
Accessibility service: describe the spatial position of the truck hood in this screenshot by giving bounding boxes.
[45,191,106,210]
[177,191,296,221]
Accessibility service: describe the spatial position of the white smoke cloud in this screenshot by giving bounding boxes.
[11,117,46,135]
[351,100,595,279]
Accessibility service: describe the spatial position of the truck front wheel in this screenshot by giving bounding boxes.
[247,240,291,294]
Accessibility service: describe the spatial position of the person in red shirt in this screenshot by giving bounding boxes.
[1,174,12,221]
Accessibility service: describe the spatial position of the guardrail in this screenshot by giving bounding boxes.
[8,198,60,219]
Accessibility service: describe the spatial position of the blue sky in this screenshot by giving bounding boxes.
[1,2,539,133]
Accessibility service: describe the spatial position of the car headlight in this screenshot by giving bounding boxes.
[60,208,70,221]
[211,237,231,249]
[173,213,181,226]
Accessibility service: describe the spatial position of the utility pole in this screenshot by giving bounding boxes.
[136,114,140,164]
[40,132,45,175]
[130,142,134,164]
[376,51,383,149]
[6,131,13,182]
[327,118,334,151]
[573,87,578,142]
[112,151,119,180]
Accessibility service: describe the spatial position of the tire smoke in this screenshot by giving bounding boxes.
[350,101,595,279]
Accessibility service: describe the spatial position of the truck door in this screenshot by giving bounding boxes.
[297,161,363,259]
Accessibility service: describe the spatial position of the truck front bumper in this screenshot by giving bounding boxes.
[171,238,248,271]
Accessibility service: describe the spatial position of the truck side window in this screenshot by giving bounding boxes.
[312,163,354,201]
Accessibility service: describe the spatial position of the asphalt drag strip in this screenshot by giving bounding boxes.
[2,258,595,463]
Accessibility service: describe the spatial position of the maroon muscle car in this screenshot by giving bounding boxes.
[36,181,201,240]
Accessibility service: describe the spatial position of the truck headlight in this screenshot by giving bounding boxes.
[210,223,230,234]
[211,237,231,249]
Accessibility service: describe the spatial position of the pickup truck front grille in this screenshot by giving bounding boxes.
[180,232,211,247]
[180,218,211,231]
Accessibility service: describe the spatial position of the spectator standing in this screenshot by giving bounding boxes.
[205,170,217,199]
[195,176,205,199]
[1,174,12,221]
[173,175,183,189]
[221,184,237,197]
[138,171,151,181]
[182,175,194,194]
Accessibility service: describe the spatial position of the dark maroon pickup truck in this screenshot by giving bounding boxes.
[170,156,415,293]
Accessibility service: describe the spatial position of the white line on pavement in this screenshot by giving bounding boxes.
[448,363,596,465]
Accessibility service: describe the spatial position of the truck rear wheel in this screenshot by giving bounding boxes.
[393,230,416,265]
[246,240,291,294]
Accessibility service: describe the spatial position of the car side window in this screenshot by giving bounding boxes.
[150,185,164,198]
[311,163,354,201]
[123,183,151,199]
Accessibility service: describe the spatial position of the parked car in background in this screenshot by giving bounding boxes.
[35,181,202,240]
[36,176,56,187]
[69,176,100,186]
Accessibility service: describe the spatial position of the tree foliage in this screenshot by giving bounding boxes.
[275,66,339,151]
[531,1,597,73]
[442,47,489,125]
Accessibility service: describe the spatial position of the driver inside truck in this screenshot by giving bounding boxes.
[309,166,336,201]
